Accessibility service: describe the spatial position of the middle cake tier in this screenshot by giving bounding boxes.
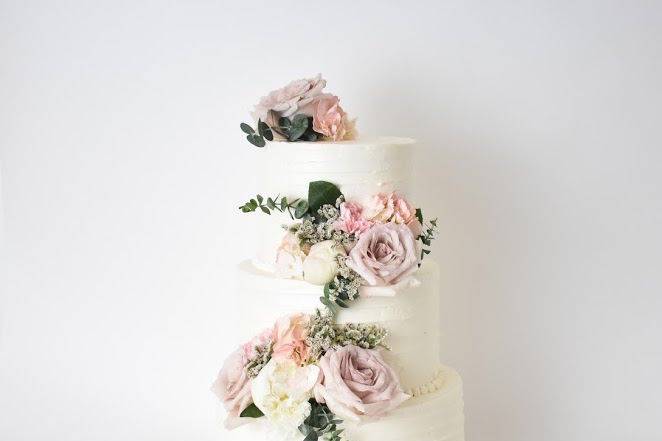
[237,260,442,392]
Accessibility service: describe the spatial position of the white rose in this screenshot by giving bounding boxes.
[302,240,346,285]
[251,358,320,439]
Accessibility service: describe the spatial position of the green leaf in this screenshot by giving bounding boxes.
[239,403,264,418]
[415,208,423,224]
[279,117,292,129]
[260,206,271,215]
[289,114,309,141]
[280,197,288,210]
[266,198,276,210]
[323,283,332,300]
[256,194,263,204]
[335,298,349,308]
[320,297,337,313]
[240,122,255,134]
[247,133,266,147]
[308,181,342,215]
[257,119,273,141]
[294,200,309,219]
[303,432,318,441]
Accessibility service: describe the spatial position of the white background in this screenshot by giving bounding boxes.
[1,1,661,440]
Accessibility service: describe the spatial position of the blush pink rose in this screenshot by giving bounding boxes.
[314,345,409,421]
[242,328,272,360]
[365,193,422,237]
[252,74,326,128]
[312,94,349,141]
[275,232,305,279]
[345,222,421,286]
[333,201,373,236]
[271,313,310,366]
[211,348,253,429]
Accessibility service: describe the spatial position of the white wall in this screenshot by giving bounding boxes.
[1,1,661,440]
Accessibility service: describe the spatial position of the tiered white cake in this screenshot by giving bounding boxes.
[231,137,465,441]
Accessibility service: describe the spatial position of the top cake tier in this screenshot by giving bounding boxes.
[252,137,417,270]
[259,137,416,201]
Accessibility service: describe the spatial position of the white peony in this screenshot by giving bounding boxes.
[251,358,320,439]
[302,240,346,285]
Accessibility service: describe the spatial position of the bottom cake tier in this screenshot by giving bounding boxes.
[225,365,465,441]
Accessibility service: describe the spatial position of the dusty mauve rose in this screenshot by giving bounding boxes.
[314,345,409,421]
[252,75,326,128]
[345,222,421,286]
[365,193,422,237]
[271,313,310,365]
[211,348,253,429]
[312,94,348,141]
[333,201,373,236]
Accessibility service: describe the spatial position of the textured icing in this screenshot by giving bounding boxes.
[237,259,441,391]
[225,365,464,441]
[253,137,416,270]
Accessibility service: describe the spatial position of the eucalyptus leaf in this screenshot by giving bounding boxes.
[257,120,273,141]
[247,133,266,147]
[239,403,264,418]
[266,198,276,210]
[289,115,309,141]
[260,206,270,215]
[294,200,309,219]
[415,208,423,224]
[240,122,254,134]
[308,181,342,215]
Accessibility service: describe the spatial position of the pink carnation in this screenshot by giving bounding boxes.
[312,94,349,141]
[334,201,373,236]
[271,313,310,366]
[365,192,422,238]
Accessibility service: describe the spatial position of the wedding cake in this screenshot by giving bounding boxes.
[212,76,465,441]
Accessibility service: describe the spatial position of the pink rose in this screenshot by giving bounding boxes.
[271,313,310,365]
[252,75,326,128]
[211,348,253,429]
[333,201,373,236]
[345,223,421,286]
[242,328,272,360]
[314,346,409,421]
[365,193,422,237]
[312,94,349,141]
[275,232,305,279]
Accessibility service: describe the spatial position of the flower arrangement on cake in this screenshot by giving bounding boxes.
[240,181,438,309]
[240,74,356,147]
[212,309,407,441]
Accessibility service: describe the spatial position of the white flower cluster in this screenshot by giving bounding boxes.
[306,309,389,361]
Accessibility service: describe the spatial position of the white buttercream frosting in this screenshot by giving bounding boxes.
[237,259,441,392]
[252,137,416,270]
[225,365,464,441]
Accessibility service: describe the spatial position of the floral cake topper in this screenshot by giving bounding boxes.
[240,181,438,310]
[240,75,357,147]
